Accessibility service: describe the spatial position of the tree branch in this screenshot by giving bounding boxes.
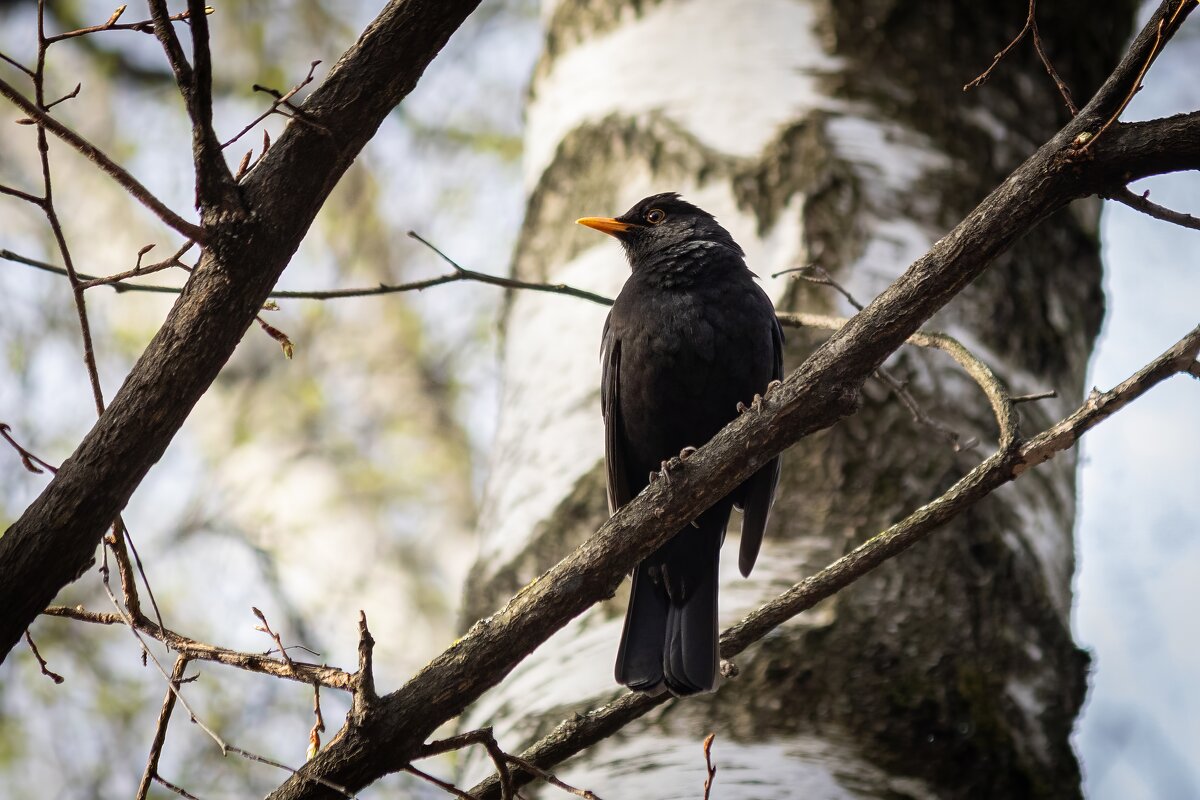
[1105,185,1200,231]
[40,604,355,691]
[470,324,1200,799]
[0,241,611,303]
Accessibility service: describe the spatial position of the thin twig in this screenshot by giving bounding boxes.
[0,422,59,474]
[1011,390,1057,404]
[136,655,191,800]
[307,684,326,761]
[701,733,716,800]
[43,606,123,625]
[403,764,476,800]
[0,49,34,77]
[24,630,64,684]
[100,570,358,797]
[78,241,196,289]
[0,75,205,242]
[408,231,615,305]
[419,728,515,800]
[44,83,80,110]
[253,607,297,672]
[774,265,978,449]
[1,243,614,304]
[962,0,1077,114]
[0,183,44,205]
[31,1,107,417]
[503,754,602,800]
[40,604,355,691]
[1105,186,1200,232]
[154,775,203,800]
[45,5,203,43]
[222,61,321,149]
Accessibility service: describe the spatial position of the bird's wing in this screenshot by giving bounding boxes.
[602,315,632,513]
[737,311,785,577]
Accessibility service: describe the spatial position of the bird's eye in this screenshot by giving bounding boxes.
[645,208,666,225]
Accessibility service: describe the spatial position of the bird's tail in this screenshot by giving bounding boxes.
[615,560,669,693]
[615,508,725,696]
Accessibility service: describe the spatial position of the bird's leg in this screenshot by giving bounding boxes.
[657,459,674,485]
[750,392,765,412]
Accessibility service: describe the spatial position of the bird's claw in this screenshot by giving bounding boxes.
[750,393,764,412]
[678,446,698,462]
[765,379,783,395]
[736,401,748,415]
[658,459,673,485]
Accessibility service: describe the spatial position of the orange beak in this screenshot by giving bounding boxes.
[576,216,632,236]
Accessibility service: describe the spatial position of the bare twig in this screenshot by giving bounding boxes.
[0,183,44,205]
[0,423,59,474]
[408,231,614,305]
[404,765,476,800]
[419,728,515,800]
[1011,390,1058,404]
[0,75,205,241]
[23,630,64,684]
[502,753,601,800]
[77,241,196,289]
[223,61,322,150]
[701,734,716,800]
[253,607,297,672]
[29,0,108,418]
[41,604,354,690]
[45,5,204,43]
[99,568,358,797]
[962,0,1077,114]
[44,83,80,110]
[42,605,124,625]
[136,655,191,800]
[774,266,980,449]
[0,243,613,304]
[308,684,326,761]
[1106,186,1200,232]
[0,49,34,77]
[154,775,203,800]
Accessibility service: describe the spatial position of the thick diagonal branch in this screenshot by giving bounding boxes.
[469,324,1200,798]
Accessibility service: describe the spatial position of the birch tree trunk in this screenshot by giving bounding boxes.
[465,2,1134,797]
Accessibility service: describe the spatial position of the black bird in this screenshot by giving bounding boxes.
[577,193,783,695]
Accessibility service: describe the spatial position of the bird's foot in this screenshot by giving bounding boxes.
[736,400,749,415]
[750,393,765,412]
[678,446,698,462]
[655,459,674,485]
[765,379,783,395]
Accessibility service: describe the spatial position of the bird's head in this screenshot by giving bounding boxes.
[576,193,744,274]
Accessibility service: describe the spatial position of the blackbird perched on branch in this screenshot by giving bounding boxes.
[578,193,783,695]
